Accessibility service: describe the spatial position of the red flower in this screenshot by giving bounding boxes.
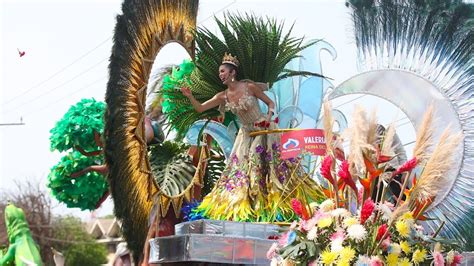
[360,198,375,224]
[291,198,309,220]
[449,254,463,266]
[376,223,389,241]
[320,155,334,184]
[393,157,418,176]
[254,120,270,128]
[338,160,357,193]
[274,117,279,124]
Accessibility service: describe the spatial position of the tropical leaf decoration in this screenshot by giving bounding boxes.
[50,98,105,152]
[202,147,226,196]
[161,12,322,138]
[149,141,195,197]
[47,151,108,211]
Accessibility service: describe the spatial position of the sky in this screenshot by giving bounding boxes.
[0,0,415,220]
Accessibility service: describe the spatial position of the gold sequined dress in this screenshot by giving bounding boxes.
[194,87,323,222]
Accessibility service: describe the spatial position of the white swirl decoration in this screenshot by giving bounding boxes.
[336,0,473,243]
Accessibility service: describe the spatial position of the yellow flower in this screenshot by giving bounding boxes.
[342,217,358,228]
[402,212,414,221]
[412,249,427,264]
[321,249,338,265]
[336,259,350,266]
[400,241,411,254]
[386,253,399,266]
[396,220,410,238]
[318,217,333,228]
[399,257,412,266]
[339,247,356,262]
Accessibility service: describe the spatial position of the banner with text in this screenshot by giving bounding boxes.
[281,129,326,159]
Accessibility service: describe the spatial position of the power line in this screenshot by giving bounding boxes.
[4,57,108,114]
[10,1,236,117]
[197,0,237,25]
[3,37,112,107]
[23,76,107,118]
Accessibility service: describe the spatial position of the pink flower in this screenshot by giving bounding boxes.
[320,155,334,184]
[330,229,346,242]
[302,216,317,231]
[278,231,289,246]
[369,256,383,266]
[360,198,375,224]
[432,251,445,266]
[338,160,357,192]
[266,242,278,259]
[393,157,417,176]
[376,224,389,241]
[381,236,391,250]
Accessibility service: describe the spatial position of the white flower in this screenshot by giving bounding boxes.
[309,202,319,211]
[347,224,367,241]
[307,227,318,240]
[355,255,371,265]
[388,243,401,255]
[331,239,344,252]
[377,203,392,221]
[331,208,350,218]
[289,221,298,230]
[271,258,279,266]
[319,199,335,212]
[343,217,359,228]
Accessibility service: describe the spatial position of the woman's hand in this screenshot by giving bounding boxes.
[180,87,192,98]
[266,112,273,124]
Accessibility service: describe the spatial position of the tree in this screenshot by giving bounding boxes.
[52,216,108,266]
[0,180,108,266]
[0,180,54,265]
[48,98,109,211]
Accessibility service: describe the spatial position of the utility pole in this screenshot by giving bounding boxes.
[0,117,25,126]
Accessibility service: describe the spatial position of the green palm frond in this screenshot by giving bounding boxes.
[149,141,196,197]
[163,12,321,138]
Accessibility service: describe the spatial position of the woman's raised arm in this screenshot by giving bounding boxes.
[181,87,224,113]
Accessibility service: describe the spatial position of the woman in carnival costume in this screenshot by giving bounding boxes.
[181,53,324,222]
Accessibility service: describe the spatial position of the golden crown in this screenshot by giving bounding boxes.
[222,52,240,67]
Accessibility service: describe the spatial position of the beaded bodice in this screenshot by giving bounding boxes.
[224,87,265,128]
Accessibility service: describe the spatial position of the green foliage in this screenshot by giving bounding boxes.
[202,147,226,196]
[52,216,108,266]
[50,98,105,152]
[161,12,319,138]
[149,141,196,196]
[65,243,108,266]
[48,151,107,210]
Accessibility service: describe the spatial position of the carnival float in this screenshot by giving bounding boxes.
[35,0,473,265]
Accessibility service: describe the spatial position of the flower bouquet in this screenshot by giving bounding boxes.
[268,104,464,265]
